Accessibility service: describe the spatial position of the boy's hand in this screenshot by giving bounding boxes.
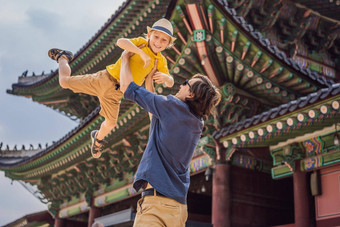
[153,72,172,84]
[121,44,146,59]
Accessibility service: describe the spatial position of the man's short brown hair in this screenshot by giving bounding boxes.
[185,74,221,118]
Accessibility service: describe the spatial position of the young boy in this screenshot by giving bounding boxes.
[48,18,176,158]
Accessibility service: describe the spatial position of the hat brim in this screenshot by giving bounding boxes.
[147,26,177,43]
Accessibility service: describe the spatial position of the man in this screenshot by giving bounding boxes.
[120,50,221,227]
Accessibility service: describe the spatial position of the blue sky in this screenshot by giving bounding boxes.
[0,0,124,225]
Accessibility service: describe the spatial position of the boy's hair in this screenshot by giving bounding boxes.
[144,30,174,48]
[185,74,221,118]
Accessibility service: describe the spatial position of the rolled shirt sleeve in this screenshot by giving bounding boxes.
[124,82,168,119]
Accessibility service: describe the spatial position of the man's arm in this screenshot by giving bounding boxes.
[119,51,134,94]
[144,63,157,121]
[145,69,155,93]
[116,38,150,68]
[120,50,156,94]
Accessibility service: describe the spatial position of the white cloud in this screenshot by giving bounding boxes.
[0,172,48,225]
[0,2,28,24]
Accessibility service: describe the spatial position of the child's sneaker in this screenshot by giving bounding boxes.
[90,130,107,158]
[48,48,74,62]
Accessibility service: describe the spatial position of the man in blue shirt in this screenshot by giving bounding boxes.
[120,50,221,227]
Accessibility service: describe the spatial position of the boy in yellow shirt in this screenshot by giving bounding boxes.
[48,18,175,158]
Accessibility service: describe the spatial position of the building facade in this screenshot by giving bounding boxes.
[1,0,339,226]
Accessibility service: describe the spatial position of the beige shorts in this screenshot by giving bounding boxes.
[64,69,123,123]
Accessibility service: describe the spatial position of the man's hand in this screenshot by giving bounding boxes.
[119,43,149,94]
[121,50,134,59]
[121,43,149,67]
[145,59,158,94]
[148,59,158,79]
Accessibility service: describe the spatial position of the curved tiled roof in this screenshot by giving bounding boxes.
[213,83,340,139]
[0,106,100,168]
[9,0,334,93]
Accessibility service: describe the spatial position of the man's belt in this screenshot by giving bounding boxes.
[141,188,166,197]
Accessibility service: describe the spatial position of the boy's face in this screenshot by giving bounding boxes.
[148,30,171,54]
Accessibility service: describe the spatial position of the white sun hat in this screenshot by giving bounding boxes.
[147,18,177,43]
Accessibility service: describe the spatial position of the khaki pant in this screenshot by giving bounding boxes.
[64,69,123,123]
[133,195,188,227]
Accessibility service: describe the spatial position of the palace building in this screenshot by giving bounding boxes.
[1,0,339,226]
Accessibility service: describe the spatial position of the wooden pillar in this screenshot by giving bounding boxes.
[54,217,64,227]
[212,160,231,227]
[88,198,101,227]
[293,161,310,227]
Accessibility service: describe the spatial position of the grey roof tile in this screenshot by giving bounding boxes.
[214,83,340,139]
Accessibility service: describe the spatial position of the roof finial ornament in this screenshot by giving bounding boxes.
[22,70,28,77]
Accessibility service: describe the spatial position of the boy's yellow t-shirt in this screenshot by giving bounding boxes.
[106,37,169,86]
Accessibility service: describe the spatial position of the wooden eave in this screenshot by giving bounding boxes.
[226,0,340,79]
[294,0,340,22]
[167,0,333,107]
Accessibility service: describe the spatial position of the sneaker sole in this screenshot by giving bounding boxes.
[48,48,74,62]
[90,130,102,158]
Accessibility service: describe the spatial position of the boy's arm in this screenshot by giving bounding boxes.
[116,38,150,68]
[165,74,174,87]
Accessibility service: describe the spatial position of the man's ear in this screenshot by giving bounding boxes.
[187,92,195,99]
